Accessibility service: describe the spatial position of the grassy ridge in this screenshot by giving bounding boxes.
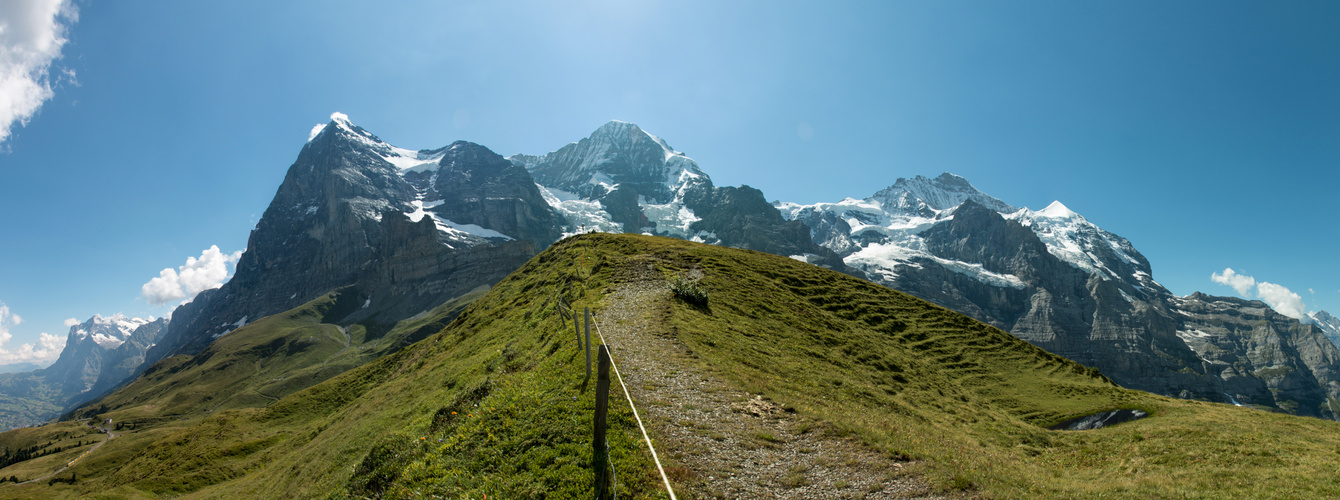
[0,285,488,498]
[3,233,1340,498]
[615,234,1340,497]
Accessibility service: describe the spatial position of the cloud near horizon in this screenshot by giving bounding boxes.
[141,246,243,306]
[0,302,65,365]
[1211,268,1307,320]
[0,0,78,146]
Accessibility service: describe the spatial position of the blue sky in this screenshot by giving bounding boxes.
[0,0,1336,365]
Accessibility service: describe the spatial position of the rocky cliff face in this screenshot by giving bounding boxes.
[407,141,564,246]
[901,201,1224,402]
[780,175,1340,418]
[72,317,169,407]
[42,315,160,396]
[1175,293,1340,416]
[141,115,551,372]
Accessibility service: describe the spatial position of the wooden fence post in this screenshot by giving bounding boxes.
[573,303,583,350]
[585,307,592,382]
[594,344,611,499]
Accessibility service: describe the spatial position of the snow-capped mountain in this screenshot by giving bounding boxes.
[44,315,168,396]
[511,120,848,269]
[510,120,711,238]
[1311,311,1340,348]
[779,174,1340,417]
[0,314,167,429]
[76,314,148,349]
[141,113,545,369]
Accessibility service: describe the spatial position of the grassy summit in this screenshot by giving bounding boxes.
[2,233,1339,498]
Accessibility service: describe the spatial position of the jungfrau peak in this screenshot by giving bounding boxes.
[869,172,1019,216]
[779,173,1340,417]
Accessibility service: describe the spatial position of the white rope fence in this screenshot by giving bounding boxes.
[590,311,678,500]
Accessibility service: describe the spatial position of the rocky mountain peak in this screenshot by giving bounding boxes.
[1035,200,1079,219]
[868,172,1019,216]
[438,140,512,173]
[514,121,710,205]
[1309,310,1340,348]
[69,314,151,349]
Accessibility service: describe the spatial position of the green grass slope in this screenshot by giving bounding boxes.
[0,285,486,498]
[67,285,485,423]
[3,233,1340,498]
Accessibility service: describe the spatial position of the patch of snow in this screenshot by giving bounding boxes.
[325,112,445,171]
[844,241,1027,290]
[1007,203,1142,281]
[362,298,371,309]
[639,197,700,239]
[90,333,125,349]
[537,184,623,236]
[1035,200,1078,219]
[690,230,716,243]
[588,171,618,193]
[404,199,513,240]
[232,316,248,328]
[1176,329,1213,342]
[1118,289,1138,304]
[442,219,513,240]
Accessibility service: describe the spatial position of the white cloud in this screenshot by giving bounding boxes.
[141,245,243,306]
[0,302,65,365]
[0,0,78,146]
[308,123,326,142]
[1210,268,1308,321]
[1256,282,1306,320]
[1211,268,1255,296]
[62,317,78,327]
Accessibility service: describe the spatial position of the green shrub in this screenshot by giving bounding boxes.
[669,275,708,305]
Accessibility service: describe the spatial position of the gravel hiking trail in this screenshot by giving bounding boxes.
[593,264,954,499]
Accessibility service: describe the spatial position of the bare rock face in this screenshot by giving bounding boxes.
[776,172,1340,418]
[140,118,549,374]
[78,317,169,403]
[1175,293,1340,417]
[410,141,564,246]
[683,184,849,271]
[898,201,1226,402]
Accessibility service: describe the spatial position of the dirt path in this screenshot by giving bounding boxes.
[17,420,113,485]
[593,273,946,499]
